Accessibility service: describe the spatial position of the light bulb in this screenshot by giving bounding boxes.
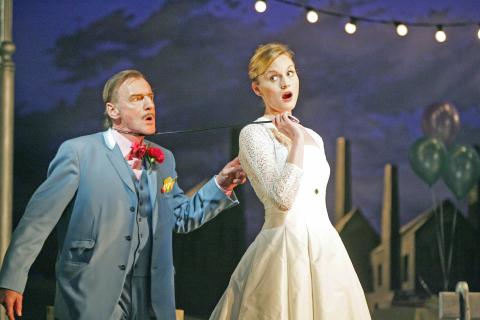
[345,19,357,34]
[306,9,319,24]
[435,26,447,43]
[396,23,408,37]
[477,25,480,40]
[254,0,267,13]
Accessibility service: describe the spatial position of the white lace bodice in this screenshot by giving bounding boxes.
[239,116,328,213]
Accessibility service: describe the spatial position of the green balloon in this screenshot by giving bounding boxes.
[409,137,447,186]
[442,145,480,199]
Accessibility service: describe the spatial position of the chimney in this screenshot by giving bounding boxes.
[469,145,480,291]
[381,163,400,291]
[467,145,480,230]
[335,137,352,224]
[468,183,479,230]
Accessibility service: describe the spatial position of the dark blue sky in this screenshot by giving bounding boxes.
[13,0,480,241]
[14,0,480,112]
[14,0,162,113]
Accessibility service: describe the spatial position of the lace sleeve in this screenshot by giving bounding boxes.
[239,124,303,211]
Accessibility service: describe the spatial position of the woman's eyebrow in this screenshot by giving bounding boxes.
[265,65,295,74]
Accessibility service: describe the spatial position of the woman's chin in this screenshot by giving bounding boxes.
[282,103,296,112]
[265,102,296,115]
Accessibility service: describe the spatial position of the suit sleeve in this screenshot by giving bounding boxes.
[166,151,239,234]
[0,141,80,294]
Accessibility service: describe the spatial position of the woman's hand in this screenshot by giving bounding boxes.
[272,113,304,168]
[272,113,304,144]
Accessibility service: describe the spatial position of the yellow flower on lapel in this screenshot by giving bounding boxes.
[161,176,176,194]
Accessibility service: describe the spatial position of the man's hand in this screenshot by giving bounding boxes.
[215,157,247,195]
[0,288,23,320]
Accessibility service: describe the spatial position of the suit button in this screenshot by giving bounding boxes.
[314,188,319,195]
[119,265,126,271]
[130,206,135,212]
[125,236,132,241]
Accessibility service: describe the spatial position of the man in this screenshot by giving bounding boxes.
[0,69,246,320]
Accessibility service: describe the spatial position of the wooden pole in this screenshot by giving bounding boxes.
[0,0,15,319]
[439,282,479,319]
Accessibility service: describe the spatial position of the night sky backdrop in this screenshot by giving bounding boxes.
[14,0,480,244]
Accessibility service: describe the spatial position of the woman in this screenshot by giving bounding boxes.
[210,43,371,319]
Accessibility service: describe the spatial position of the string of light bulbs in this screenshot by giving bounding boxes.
[254,0,480,43]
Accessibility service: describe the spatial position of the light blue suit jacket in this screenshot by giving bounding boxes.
[0,130,238,320]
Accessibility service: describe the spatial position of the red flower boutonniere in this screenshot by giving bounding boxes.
[128,142,165,171]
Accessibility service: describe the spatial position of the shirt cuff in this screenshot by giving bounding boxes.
[214,175,233,197]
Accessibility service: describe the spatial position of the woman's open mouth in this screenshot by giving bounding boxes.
[282,92,293,101]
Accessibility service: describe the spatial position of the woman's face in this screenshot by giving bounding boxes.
[252,54,299,115]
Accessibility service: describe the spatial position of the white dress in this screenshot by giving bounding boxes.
[210,117,371,320]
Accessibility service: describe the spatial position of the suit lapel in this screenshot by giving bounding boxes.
[146,166,158,232]
[102,130,136,194]
[150,153,172,232]
[106,145,136,194]
[102,130,171,231]
[146,167,157,209]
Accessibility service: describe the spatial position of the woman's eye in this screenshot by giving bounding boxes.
[270,75,278,81]
[287,70,295,76]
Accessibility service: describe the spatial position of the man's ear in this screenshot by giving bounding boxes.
[106,102,120,120]
[251,82,262,97]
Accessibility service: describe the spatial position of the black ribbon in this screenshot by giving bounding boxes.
[150,120,272,136]
[115,115,299,137]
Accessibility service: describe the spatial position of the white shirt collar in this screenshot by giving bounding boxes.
[103,128,116,150]
[255,114,274,128]
[103,128,141,158]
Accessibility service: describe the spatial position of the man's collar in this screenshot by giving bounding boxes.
[104,128,145,159]
[112,129,137,157]
[103,128,116,150]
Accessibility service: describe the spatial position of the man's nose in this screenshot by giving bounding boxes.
[144,96,154,109]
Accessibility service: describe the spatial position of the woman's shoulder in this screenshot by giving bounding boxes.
[240,119,272,140]
[304,127,324,145]
[304,127,321,137]
[239,124,276,153]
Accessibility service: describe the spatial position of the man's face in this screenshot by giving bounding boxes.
[108,77,156,135]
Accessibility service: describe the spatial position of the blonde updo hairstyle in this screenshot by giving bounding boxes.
[248,43,295,83]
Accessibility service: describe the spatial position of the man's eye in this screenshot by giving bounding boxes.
[131,96,143,102]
